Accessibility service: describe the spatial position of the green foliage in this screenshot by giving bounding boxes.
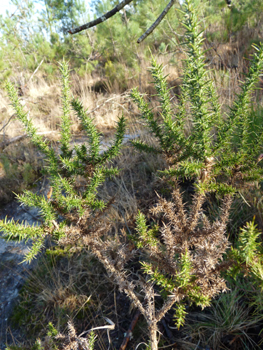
[59,61,72,158]
[1,0,263,85]
[185,287,263,349]
[174,303,187,329]
[47,322,59,337]
[40,0,87,34]
[176,250,192,288]
[0,0,96,81]
[0,61,125,262]
[3,1,263,349]
[238,220,262,264]
[230,220,263,291]
[131,0,263,195]
[135,211,159,248]
[93,0,180,65]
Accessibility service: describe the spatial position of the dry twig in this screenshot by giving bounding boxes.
[120,309,141,350]
[0,131,56,150]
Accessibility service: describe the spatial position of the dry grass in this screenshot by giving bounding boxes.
[0,71,132,141]
[0,140,42,203]
[0,71,136,203]
[9,248,148,350]
[0,59,169,204]
[0,44,256,142]
[181,288,263,350]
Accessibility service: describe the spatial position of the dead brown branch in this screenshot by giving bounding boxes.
[0,114,16,133]
[0,131,56,150]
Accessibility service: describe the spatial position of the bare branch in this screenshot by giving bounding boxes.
[120,309,141,350]
[155,294,179,322]
[28,58,44,83]
[0,114,15,133]
[68,0,133,35]
[137,0,175,44]
[0,131,56,150]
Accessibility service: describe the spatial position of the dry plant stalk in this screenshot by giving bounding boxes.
[148,186,232,298]
[59,181,232,350]
[41,320,96,350]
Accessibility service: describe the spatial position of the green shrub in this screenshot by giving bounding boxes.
[131,1,263,196]
[0,60,125,263]
[2,1,263,350]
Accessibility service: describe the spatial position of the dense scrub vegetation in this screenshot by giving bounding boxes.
[1,0,263,349]
[1,0,263,83]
